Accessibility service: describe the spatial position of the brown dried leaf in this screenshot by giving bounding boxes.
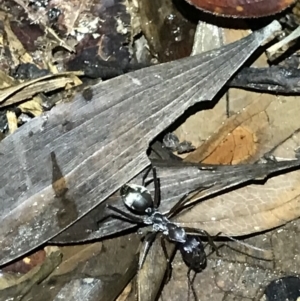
[1,250,46,275]
[176,97,300,236]
[0,248,62,297]
[184,96,271,164]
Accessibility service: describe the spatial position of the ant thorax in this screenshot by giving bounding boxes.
[147,211,170,231]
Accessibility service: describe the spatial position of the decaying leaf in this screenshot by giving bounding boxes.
[2,249,46,275]
[175,25,279,155]
[138,236,175,301]
[0,11,33,65]
[18,97,43,117]
[6,110,18,134]
[22,235,140,301]
[0,71,83,107]
[0,71,15,89]
[0,248,62,301]
[183,95,300,165]
[156,23,300,300]
[164,20,300,237]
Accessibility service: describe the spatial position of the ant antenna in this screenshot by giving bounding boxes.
[220,232,273,260]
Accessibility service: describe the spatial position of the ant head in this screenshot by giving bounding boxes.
[120,183,154,214]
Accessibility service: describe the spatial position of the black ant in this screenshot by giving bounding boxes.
[107,166,219,300]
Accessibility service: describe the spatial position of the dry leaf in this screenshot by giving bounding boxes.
[50,243,102,277]
[174,27,254,151]
[0,71,83,107]
[24,235,139,301]
[1,250,46,275]
[0,71,16,89]
[0,249,62,298]
[0,22,281,267]
[177,124,300,236]
[18,97,43,117]
[6,111,18,134]
[184,96,271,164]
[117,282,133,301]
[2,13,33,65]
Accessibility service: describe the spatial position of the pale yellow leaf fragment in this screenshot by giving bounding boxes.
[6,111,18,134]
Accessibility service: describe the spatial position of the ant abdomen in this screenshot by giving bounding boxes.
[179,236,207,273]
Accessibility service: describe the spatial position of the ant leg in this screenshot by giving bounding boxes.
[139,231,157,269]
[160,236,172,283]
[142,165,152,187]
[167,181,216,220]
[152,167,160,208]
[141,165,160,208]
[187,269,198,301]
[198,229,220,256]
[167,187,207,219]
[167,192,190,219]
[203,232,223,256]
[106,204,144,224]
[219,232,271,257]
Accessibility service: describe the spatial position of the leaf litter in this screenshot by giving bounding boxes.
[1,1,300,301]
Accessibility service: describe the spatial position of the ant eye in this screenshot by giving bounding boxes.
[120,184,153,214]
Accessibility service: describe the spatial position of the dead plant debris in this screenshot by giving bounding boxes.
[1,1,300,301]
